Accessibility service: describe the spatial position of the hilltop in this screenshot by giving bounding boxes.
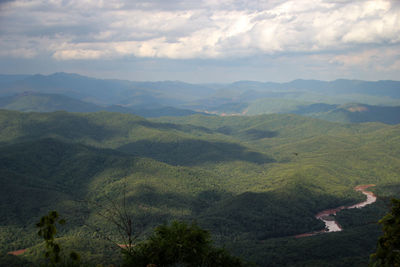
[1,73,399,124]
[0,110,399,265]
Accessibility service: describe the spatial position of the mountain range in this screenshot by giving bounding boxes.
[1,73,400,266]
[0,73,400,124]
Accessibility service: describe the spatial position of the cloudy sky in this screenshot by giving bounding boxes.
[0,0,399,83]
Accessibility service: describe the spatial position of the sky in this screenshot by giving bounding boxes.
[0,0,399,83]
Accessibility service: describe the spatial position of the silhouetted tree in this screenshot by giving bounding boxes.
[36,211,80,266]
[122,220,245,267]
[88,184,141,256]
[370,198,400,266]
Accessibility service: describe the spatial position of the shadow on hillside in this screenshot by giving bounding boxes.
[243,129,278,139]
[18,112,120,142]
[17,112,215,143]
[216,126,278,140]
[117,139,274,166]
[118,185,234,228]
[127,185,232,214]
[126,186,325,240]
[198,191,324,240]
[137,121,213,134]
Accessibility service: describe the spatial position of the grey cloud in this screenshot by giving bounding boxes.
[120,0,199,11]
[0,0,15,5]
[110,0,284,12]
[0,0,399,83]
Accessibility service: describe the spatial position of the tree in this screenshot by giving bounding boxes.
[122,220,245,267]
[36,211,80,266]
[88,184,141,256]
[370,198,400,266]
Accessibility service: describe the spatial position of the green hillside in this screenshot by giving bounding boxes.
[239,99,400,125]
[1,110,399,266]
[0,92,207,117]
[0,93,102,112]
[1,74,400,126]
[244,98,313,115]
[312,103,400,125]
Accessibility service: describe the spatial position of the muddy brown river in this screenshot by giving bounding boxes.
[295,184,376,238]
[8,185,377,254]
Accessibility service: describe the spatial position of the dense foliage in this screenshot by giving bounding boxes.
[370,199,400,266]
[123,221,244,267]
[36,211,80,266]
[0,110,399,266]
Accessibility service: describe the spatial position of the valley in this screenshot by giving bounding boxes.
[2,0,400,264]
[295,185,377,237]
[1,73,400,124]
[0,74,399,266]
[0,107,399,266]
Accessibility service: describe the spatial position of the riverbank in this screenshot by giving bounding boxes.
[295,184,376,238]
[7,248,27,256]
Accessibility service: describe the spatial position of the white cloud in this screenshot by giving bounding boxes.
[326,46,400,74]
[53,49,105,60]
[0,0,399,62]
[0,47,37,58]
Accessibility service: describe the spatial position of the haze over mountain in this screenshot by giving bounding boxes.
[0,91,205,118]
[0,75,399,265]
[1,0,400,266]
[2,74,398,266]
[1,73,399,124]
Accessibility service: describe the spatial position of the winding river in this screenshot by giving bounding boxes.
[7,185,377,255]
[295,184,377,238]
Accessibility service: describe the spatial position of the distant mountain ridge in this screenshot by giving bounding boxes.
[0,92,207,117]
[0,92,102,112]
[1,73,399,123]
[310,103,400,125]
[0,73,216,106]
[1,73,399,102]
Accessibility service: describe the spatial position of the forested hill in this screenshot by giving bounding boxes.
[0,92,206,117]
[0,73,216,105]
[1,74,399,103]
[1,110,400,266]
[0,73,399,125]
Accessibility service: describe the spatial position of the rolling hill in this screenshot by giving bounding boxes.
[1,73,400,123]
[311,103,400,125]
[0,92,206,117]
[1,110,399,266]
